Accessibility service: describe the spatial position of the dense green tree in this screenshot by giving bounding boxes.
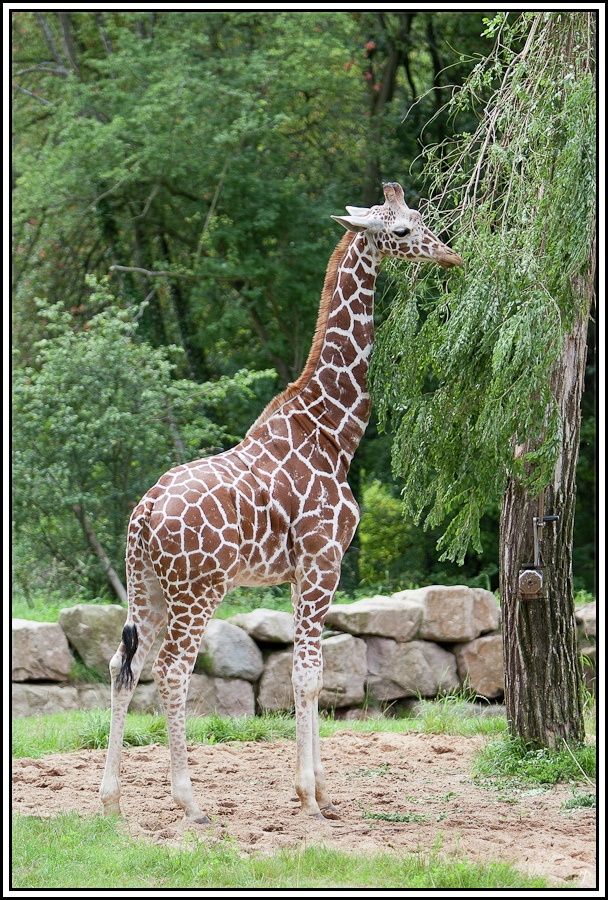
[12,10,497,379]
[12,279,272,600]
[11,11,367,381]
[370,12,595,745]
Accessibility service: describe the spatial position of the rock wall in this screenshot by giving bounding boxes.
[11,590,596,718]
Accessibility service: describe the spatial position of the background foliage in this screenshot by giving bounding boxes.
[11,10,595,604]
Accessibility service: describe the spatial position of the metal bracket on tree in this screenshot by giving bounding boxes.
[518,489,559,601]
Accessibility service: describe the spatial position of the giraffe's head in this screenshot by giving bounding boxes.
[332,181,463,269]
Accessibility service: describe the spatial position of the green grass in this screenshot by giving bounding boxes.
[12,710,299,759]
[11,812,551,889]
[186,711,297,743]
[11,591,118,623]
[12,696,509,760]
[562,791,596,810]
[404,693,510,737]
[574,589,596,607]
[361,807,429,823]
[473,736,596,787]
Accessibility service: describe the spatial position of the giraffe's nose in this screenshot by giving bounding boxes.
[435,246,463,269]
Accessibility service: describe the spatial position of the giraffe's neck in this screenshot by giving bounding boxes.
[246,232,380,467]
[299,233,379,463]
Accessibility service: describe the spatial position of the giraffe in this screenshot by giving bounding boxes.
[100,182,462,823]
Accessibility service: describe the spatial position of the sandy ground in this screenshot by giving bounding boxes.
[12,731,596,888]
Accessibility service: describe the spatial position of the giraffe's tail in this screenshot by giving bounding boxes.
[115,623,138,691]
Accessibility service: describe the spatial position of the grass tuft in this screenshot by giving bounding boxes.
[412,693,508,737]
[361,807,428,823]
[562,791,596,810]
[474,736,596,786]
[185,712,297,744]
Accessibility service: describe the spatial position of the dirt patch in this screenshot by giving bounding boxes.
[12,732,596,887]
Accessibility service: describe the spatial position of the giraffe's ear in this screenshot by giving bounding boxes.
[345,206,371,216]
[331,213,380,233]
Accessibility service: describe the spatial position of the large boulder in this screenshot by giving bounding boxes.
[471,588,502,632]
[12,682,79,717]
[391,585,499,642]
[196,620,264,682]
[12,681,110,717]
[325,596,423,642]
[453,634,504,699]
[319,634,367,709]
[12,619,73,682]
[256,634,367,712]
[575,602,596,641]
[58,604,127,676]
[257,648,293,712]
[366,637,460,701]
[228,608,294,644]
[184,672,255,717]
[130,682,163,714]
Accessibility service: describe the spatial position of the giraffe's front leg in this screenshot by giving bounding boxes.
[292,657,324,817]
[291,567,340,819]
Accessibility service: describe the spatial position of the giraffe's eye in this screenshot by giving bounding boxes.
[393,227,411,238]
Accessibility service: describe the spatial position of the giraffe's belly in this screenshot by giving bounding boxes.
[232,502,295,587]
[232,565,294,589]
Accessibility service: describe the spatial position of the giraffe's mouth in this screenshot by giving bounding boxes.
[435,247,464,269]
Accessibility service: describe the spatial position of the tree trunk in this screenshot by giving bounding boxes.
[72,504,128,604]
[499,244,595,749]
[361,13,416,207]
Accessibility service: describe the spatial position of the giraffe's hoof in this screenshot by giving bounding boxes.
[193,815,211,825]
[320,804,340,820]
[101,802,122,817]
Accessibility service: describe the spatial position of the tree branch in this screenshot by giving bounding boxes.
[12,83,53,106]
[194,155,231,269]
[34,12,68,69]
[132,184,160,220]
[72,504,127,603]
[94,12,113,55]
[13,63,69,77]
[58,12,80,76]
[109,265,195,280]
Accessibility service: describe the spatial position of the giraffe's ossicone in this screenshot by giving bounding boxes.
[100,182,462,823]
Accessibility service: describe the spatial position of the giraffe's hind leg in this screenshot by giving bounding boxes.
[152,582,226,823]
[100,568,166,816]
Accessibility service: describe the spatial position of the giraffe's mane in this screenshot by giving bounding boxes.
[246,231,356,435]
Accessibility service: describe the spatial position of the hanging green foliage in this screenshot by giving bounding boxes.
[370,11,596,565]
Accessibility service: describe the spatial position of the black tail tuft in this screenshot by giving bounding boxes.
[116,623,138,691]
